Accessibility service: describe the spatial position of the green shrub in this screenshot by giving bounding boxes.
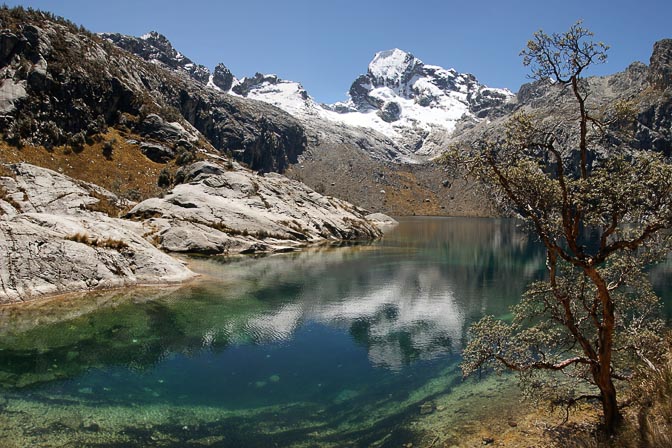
[102,139,115,159]
[157,168,172,187]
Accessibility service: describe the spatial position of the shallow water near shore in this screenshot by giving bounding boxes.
[0,217,666,447]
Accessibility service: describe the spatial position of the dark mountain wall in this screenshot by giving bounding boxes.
[0,7,306,173]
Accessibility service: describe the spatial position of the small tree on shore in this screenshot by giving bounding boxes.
[458,22,672,435]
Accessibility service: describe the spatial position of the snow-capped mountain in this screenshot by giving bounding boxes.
[103,32,513,161]
[333,48,512,124]
[225,49,513,158]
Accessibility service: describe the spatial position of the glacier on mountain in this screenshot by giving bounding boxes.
[225,48,513,158]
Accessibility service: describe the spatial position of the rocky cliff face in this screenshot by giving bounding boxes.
[648,39,672,90]
[0,8,306,173]
[446,39,672,161]
[639,39,672,155]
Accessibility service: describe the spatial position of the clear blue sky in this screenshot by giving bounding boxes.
[3,0,671,103]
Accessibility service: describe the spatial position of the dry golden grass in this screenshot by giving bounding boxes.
[0,129,179,203]
[384,170,444,215]
[632,336,672,448]
[0,163,14,178]
[65,232,129,250]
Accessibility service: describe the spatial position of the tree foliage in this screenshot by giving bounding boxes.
[458,21,672,435]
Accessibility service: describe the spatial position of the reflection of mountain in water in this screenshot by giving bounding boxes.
[0,218,546,383]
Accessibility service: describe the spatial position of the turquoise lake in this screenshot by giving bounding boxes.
[0,217,668,447]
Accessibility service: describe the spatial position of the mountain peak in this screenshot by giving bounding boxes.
[368,48,421,85]
[140,31,167,41]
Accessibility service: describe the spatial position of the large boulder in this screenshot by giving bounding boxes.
[0,163,195,303]
[140,141,176,163]
[137,113,195,142]
[127,160,383,255]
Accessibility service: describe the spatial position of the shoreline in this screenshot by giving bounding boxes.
[411,374,602,448]
[0,233,392,306]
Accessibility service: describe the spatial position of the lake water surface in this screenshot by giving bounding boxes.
[0,217,666,447]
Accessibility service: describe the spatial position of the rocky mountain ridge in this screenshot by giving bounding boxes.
[102,32,513,161]
[0,9,307,176]
[446,39,672,158]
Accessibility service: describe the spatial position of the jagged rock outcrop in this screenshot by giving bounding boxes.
[212,63,234,91]
[648,39,672,90]
[102,31,210,84]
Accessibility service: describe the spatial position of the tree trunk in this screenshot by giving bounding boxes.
[597,374,622,435]
[586,266,623,435]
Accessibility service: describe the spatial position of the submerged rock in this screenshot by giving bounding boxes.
[419,401,435,415]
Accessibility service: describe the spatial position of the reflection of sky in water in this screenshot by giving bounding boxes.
[247,270,464,370]
[0,217,548,380]
[185,217,546,370]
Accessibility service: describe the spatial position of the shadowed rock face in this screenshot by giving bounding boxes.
[0,9,307,173]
